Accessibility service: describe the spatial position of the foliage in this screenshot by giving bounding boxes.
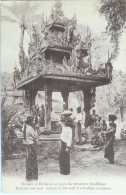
[1,1,41,35]
[2,103,26,129]
[1,72,13,92]
[78,25,113,69]
[96,70,126,120]
[1,80,29,160]
[98,0,126,58]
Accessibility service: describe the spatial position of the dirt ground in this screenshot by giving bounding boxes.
[2,140,126,179]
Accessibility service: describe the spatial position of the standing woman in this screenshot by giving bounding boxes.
[23,116,39,181]
[59,111,73,175]
[104,114,117,164]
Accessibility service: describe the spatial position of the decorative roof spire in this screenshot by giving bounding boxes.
[15,61,17,66]
[14,61,17,69]
[72,10,77,23]
[54,0,63,15]
[73,9,76,17]
[46,14,48,21]
[51,3,54,13]
[42,13,44,23]
[108,50,110,60]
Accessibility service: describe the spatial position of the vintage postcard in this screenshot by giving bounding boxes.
[1,0,126,194]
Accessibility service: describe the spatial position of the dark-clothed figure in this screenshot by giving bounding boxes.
[23,116,38,181]
[31,105,37,117]
[102,120,107,131]
[104,114,117,164]
[39,105,45,127]
[93,116,102,133]
[59,112,73,175]
[90,110,97,126]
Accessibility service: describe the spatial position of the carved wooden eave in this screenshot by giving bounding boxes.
[47,45,73,53]
[17,74,39,89]
[47,23,65,32]
[17,72,111,91]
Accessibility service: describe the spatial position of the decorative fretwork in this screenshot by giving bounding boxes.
[90,87,96,109]
[19,0,113,81]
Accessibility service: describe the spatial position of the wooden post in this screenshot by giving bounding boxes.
[61,90,69,110]
[44,84,52,131]
[25,90,31,111]
[83,88,91,128]
[32,91,37,106]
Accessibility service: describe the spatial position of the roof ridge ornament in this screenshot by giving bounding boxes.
[54,0,63,15]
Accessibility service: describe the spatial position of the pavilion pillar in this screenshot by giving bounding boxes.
[83,87,96,128]
[61,90,69,110]
[83,89,91,128]
[44,84,52,131]
[29,90,37,113]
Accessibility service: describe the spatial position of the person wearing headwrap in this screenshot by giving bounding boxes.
[59,112,73,175]
[22,116,39,181]
[104,114,117,164]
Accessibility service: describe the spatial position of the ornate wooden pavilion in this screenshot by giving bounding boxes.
[16,0,112,130]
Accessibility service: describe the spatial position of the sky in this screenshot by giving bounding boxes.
[1,0,126,73]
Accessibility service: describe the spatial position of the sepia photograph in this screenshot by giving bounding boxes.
[1,0,126,194]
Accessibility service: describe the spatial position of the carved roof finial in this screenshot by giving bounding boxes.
[51,3,54,13]
[14,61,17,69]
[42,13,44,23]
[87,25,89,36]
[73,9,76,17]
[72,9,77,21]
[108,50,110,61]
[54,0,63,15]
[46,14,48,21]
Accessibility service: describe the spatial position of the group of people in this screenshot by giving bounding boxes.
[22,105,117,181]
[59,109,117,176]
[22,106,83,180]
[89,110,117,164]
[89,110,108,146]
[90,110,107,132]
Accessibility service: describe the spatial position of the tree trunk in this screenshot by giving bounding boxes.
[20,24,25,49]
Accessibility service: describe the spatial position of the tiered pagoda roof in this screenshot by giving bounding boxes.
[17,0,112,90]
